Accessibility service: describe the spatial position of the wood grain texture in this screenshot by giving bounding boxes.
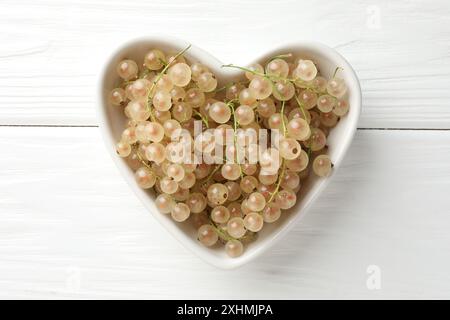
[0,0,450,128]
[0,127,449,299]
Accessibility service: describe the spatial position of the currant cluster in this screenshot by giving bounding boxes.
[110,46,349,258]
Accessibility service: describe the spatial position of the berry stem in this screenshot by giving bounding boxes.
[267,100,287,204]
[267,161,286,204]
[222,62,326,96]
[267,53,293,63]
[294,93,308,121]
[213,80,250,94]
[228,100,244,178]
[209,219,255,243]
[158,57,167,67]
[222,63,289,83]
[146,44,192,121]
[333,67,343,78]
[212,85,228,93]
[133,145,153,171]
[193,110,209,129]
[204,164,222,183]
[209,220,234,241]
[280,100,287,135]
[221,64,266,78]
[139,68,151,79]
[121,79,135,88]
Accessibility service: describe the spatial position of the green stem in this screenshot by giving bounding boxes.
[223,62,325,96]
[267,100,287,204]
[222,60,330,99]
[121,79,135,88]
[193,110,209,129]
[146,44,192,121]
[139,68,151,79]
[210,220,234,241]
[228,101,243,178]
[280,100,287,135]
[267,53,293,63]
[333,67,343,78]
[209,219,255,242]
[204,164,221,183]
[294,93,308,121]
[158,58,167,67]
[212,79,250,94]
[221,63,291,82]
[134,145,153,170]
[212,85,228,93]
[267,161,286,204]
[222,64,266,78]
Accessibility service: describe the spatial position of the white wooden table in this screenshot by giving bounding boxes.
[1,0,450,299]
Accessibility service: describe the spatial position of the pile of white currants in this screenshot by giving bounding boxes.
[111,46,349,258]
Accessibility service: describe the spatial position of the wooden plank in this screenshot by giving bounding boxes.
[0,127,449,299]
[0,0,449,128]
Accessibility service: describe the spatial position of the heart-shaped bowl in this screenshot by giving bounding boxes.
[97,36,361,269]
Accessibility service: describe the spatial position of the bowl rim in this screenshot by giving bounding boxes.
[96,36,362,269]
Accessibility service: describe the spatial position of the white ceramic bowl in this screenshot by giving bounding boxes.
[97,36,361,269]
